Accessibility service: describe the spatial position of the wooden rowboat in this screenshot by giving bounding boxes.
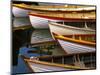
[12,3,95,17]
[49,22,95,39]
[12,3,95,29]
[29,8,95,29]
[53,33,96,54]
[22,51,95,72]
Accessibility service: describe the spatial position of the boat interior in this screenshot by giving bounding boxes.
[64,34,96,43]
[56,21,96,30]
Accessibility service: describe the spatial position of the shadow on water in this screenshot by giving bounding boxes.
[12,27,33,66]
[12,27,34,74]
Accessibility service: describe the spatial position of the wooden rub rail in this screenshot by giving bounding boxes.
[54,35,96,47]
[13,4,95,12]
[29,11,95,21]
[21,51,96,70]
[24,59,83,69]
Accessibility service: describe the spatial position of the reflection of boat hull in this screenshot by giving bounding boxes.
[31,29,53,44]
[13,17,31,27]
[49,22,95,38]
[12,6,29,17]
[29,15,61,29]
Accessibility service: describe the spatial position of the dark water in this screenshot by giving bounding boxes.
[12,26,34,74]
[12,27,34,66]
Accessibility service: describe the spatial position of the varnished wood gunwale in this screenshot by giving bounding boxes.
[20,51,95,71]
[29,12,95,22]
[54,33,96,47]
[12,4,95,13]
[24,58,87,70]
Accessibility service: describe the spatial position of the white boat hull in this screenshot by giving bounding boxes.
[57,39,95,54]
[28,61,73,72]
[12,6,29,17]
[49,22,95,37]
[29,15,61,29]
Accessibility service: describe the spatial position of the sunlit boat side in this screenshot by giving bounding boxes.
[49,22,95,39]
[21,51,95,72]
[53,33,96,54]
[29,9,95,29]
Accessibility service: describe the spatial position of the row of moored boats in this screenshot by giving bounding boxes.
[12,3,96,72]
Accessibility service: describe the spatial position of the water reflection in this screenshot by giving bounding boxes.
[31,29,53,44]
[13,17,31,27]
